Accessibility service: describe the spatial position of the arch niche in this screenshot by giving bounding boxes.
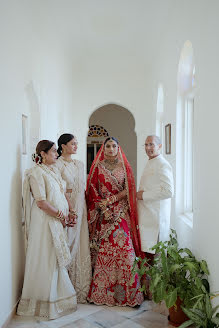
[87,104,137,181]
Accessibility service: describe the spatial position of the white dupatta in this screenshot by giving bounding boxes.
[22,167,71,267]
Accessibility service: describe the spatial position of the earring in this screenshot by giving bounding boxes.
[62,147,66,155]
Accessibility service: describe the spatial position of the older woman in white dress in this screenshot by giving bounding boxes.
[55,134,91,303]
[17,140,77,320]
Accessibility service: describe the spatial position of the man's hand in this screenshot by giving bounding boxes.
[136,190,144,200]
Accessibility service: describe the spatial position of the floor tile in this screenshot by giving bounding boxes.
[8,302,180,328]
[102,301,153,319]
[85,309,126,328]
[7,315,45,328]
[152,301,169,316]
[113,319,144,328]
[42,305,103,328]
[131,310,170,328]
[61,318,100,328]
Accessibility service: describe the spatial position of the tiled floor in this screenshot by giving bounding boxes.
[8,301,176,328]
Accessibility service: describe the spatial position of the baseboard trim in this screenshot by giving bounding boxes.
[1,301,18,328]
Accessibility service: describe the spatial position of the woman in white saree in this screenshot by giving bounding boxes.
[17,140,77,320]
[56,134,91,303]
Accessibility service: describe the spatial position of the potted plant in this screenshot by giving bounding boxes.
[132,229,210,327]
[179,289,219,327]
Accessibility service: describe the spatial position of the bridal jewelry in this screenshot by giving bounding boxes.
[103,157,119,171]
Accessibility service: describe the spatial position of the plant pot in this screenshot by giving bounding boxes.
[168,297,189,327]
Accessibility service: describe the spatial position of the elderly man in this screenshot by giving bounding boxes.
[137,135,174,257]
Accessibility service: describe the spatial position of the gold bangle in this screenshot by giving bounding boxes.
[56,210,65,223]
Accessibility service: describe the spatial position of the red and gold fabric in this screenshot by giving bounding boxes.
[86,144,144,306]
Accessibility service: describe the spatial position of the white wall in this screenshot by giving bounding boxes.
[2,0,219,325]
[152,0,219,292]
[0,1,162,323]
[32,0,171,184]
[0,1,77,325]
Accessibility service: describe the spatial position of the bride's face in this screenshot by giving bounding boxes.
[104,140,118,157]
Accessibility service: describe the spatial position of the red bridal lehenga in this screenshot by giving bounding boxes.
[86,144,144,307]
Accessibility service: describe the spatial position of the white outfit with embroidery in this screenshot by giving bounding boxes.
[17,164,77,320]
[55,157,91,303]
[138,155,174,253]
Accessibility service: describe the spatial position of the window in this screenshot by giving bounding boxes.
[87,125,109,174]
[176,40,195,225]
[184,98,194,215]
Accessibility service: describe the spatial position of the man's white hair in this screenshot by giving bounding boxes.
[147,135,162,145]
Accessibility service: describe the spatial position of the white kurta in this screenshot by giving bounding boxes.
[138,155,174,253]
[17,165,77,320]
[55,157,92,303]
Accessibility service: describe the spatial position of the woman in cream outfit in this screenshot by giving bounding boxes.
[56,134,91,303]
[17,140,77,320]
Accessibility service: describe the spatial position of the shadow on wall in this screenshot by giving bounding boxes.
[89,104,137,181]
[10,145,25,308]
[25,81,41,165]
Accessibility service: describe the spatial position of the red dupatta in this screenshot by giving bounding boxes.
[86,143,144,259]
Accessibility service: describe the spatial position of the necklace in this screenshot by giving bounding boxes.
[40,164,64,193]
[103,157,119,172]
[61,156,74,163]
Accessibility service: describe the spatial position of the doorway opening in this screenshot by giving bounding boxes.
[87,104,137,181]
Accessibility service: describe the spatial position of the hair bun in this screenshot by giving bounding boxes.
[32,153,42,164]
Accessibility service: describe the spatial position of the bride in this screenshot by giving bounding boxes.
[86,137,144,307]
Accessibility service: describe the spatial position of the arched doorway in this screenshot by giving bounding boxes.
[87,104,137,181]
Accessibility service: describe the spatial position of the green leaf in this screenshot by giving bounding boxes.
[183,248,194,257]
[194,277,203,289]
[191,294,204,301]
[202,279,210,293]
[178,320,194,328]
[152,273,161,288]
[201,284,208,293]
[212,316,219,325]
[200,260,210,275]
[170,263,181,273]
[191,308,206,319]
[212,305,219,317]
[153,290,162,303]
[139,285,146,293]
[205,294,213,319]
[181,307,205,326]
[184,261,199,273]
[165,288,177,308]
[192,297,202,310]
[156,281,166,300]
[161,249,168,275]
